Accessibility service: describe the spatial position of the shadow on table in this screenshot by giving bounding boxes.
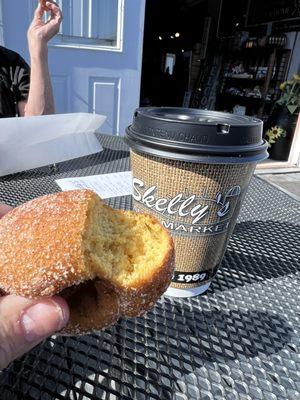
[0,305,294,399]
[0,322,177,400]
[212,219,300,293]
[1,147,130,181]
[165,303,295,397]
[180,307,293,362]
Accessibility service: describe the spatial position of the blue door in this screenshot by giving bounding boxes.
[1,0,146,135]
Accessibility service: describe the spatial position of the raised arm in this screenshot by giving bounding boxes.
[20,1,62,116]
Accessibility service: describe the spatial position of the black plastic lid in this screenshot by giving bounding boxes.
[125,107,268,164]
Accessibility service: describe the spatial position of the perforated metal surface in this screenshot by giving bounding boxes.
[0,135,299,400]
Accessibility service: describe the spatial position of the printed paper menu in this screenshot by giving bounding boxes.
[56,171,133,199]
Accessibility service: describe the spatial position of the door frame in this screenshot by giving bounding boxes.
[0,0,4,46]
[288,114,300,167]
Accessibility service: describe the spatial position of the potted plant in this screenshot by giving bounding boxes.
[265,126,286,148]
[266,74,300,161]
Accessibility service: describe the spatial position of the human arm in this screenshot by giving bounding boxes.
[19,1,62,116]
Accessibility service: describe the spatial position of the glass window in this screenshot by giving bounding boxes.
[53,0,120,47]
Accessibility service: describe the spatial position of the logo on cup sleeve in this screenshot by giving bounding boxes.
[132,178,241,237]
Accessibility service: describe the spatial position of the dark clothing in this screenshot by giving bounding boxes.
[0,46,30,118]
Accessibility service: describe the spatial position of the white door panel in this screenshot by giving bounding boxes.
[1,0,145,136]
[89,77,121,135]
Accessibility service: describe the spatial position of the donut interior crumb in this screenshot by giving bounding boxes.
[83,196,170,287]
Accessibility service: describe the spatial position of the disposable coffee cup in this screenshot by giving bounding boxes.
[125,108,268,298]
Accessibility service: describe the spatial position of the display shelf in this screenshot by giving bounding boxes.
[216,46,291,119]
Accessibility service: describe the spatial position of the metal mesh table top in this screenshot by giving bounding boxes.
[0,134,299,400]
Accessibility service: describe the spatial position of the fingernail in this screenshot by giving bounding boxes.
[21,298,69,342]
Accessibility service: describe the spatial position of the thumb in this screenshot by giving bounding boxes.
[0,204,12,218]
[0,295,69,370]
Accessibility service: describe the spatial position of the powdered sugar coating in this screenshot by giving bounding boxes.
[0,190,95,298]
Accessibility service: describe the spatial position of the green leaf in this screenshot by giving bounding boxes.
[287,104,298,114]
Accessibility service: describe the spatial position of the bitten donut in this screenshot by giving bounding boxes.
[0,190,174,334]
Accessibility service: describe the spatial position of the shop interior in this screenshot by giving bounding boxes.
[140,0,300,168]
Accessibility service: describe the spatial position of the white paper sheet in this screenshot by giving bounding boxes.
[0,113,106,177]
[56,171,133,199]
